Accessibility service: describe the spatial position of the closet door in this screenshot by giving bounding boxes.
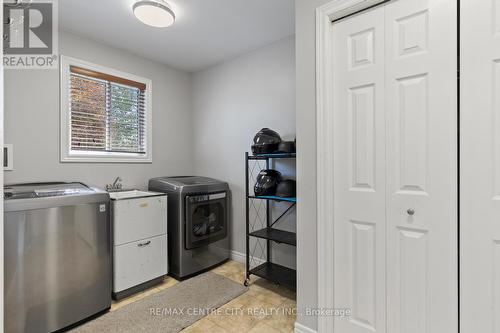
[332,6,387,333]
[331,0,457,332]
[461,0,500,332]
[384,0,458,332]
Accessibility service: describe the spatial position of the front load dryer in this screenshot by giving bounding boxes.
[148,176,230,279]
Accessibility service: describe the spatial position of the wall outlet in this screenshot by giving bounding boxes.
[4,144,13,171]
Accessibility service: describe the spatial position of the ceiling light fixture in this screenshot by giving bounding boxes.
[133,0,175,28]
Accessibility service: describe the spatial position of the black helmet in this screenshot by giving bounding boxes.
[254,169,282,196]
[276,179,296,198]
[252,128,281,155]
[276,141,296,154]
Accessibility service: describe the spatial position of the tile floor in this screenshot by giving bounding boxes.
[111,260,297,333]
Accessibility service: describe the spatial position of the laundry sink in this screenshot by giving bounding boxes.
[108,190,164,200]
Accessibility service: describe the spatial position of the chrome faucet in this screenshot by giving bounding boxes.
[106,177,123,191]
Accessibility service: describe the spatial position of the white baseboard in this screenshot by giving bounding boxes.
[294,322,318,333]
[229,250,246,263]
[229,250,265,265]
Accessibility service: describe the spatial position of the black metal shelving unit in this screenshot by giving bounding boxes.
[244,152,296,290]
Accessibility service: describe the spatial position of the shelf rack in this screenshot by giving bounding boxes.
[244,152,296,290]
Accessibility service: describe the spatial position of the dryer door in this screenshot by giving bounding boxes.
[185,192,228,250]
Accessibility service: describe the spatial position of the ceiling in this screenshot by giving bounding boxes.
[59,0,295,72]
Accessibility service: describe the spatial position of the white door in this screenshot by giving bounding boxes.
[332,5,387,333]
[384,0,458,332]
[331,0,457,332]
[460,0,500,332]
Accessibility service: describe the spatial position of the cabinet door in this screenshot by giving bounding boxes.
[113,234,168,292]
[332,6,387,333]
[460,0,500,332]
[113,196,167,246]
[384,1,458,332]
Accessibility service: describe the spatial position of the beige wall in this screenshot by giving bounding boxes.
[4,30,194,190]
[192,36,296,266]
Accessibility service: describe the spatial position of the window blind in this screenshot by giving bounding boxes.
[69,66,147,154]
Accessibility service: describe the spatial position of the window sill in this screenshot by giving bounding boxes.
[61,153,152,164]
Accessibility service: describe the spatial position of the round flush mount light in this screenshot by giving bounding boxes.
[133,0,175,28]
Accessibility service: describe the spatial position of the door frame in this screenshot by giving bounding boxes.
[1,2,4,331]
[315,1,387,332]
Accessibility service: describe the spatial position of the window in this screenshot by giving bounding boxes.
[60,56,152,162]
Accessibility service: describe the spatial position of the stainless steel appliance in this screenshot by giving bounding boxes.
[4,182,112,333]
[148,176,229,279]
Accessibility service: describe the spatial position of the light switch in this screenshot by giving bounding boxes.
[4,144,13,171]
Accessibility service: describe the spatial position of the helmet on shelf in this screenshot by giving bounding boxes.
[276,141,296,154]
[254,169,282,196]
[275,179,296,198]
[251,128,282,155]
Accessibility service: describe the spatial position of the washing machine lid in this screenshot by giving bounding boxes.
[4,182,109,212]
[154,176,223,187]
[4,182,100,200]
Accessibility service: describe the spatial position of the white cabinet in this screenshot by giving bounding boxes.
[109,191,168,297]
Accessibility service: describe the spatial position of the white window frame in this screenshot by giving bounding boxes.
[60,55,153,163]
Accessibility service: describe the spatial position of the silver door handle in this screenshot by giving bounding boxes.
[407,208,415,216]
[137,241,151,247]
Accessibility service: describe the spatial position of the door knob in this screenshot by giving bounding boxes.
[407,208,415,216]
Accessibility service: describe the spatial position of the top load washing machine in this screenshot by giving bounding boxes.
[4,182,111,333]
[148,176,230,279]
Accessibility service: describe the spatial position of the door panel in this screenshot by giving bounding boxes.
[114,234,167,292]
[349,84,376,190]
[332,6,387,333]
[461,0,500,332]
[395,74,428,194]
[385,1,457,332]
[397,227,428,333]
